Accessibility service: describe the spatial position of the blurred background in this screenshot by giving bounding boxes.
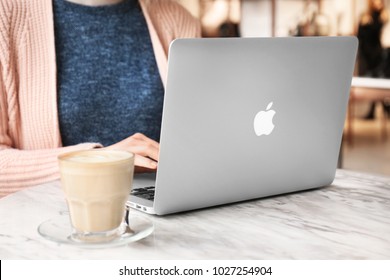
[176,0,390,176]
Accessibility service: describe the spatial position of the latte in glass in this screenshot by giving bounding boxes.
[58,150,134,242]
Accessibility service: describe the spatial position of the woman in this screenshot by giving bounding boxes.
[357,0,389,119]
[0,0,200,197]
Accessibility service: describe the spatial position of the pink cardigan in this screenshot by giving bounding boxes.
[0,0,200,197]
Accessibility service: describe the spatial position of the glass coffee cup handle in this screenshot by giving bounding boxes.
[123,205,135,234]
[125,205,130,226]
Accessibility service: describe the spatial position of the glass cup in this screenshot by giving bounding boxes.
[58,149,134,243]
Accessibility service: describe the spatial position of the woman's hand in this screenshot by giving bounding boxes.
[104,133,159,173]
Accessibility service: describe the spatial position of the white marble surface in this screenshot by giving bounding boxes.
[0,169,389,259]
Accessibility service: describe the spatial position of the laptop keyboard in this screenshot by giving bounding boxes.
[131,186,155,201]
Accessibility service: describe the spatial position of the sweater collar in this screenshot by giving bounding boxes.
[56,0,137,15]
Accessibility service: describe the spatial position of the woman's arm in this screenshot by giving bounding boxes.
[0,144,102,197]
[0,81,102,195]
[0,1,106,197]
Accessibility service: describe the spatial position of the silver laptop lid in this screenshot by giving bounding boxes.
[154,37,358,215]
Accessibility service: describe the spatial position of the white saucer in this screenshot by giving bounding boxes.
[38,215,154,248]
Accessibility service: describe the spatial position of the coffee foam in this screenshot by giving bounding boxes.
[61,150,133,164]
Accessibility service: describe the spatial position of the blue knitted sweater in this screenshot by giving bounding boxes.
[54,0,164,146]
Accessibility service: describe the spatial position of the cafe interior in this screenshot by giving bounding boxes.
[178,0,390,176]
[1,0,389,262]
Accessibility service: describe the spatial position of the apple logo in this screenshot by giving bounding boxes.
[254,102,276,136]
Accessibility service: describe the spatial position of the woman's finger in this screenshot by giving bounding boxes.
[134,154,158,170]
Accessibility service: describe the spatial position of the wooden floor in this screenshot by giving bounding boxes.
[343,114,390,177]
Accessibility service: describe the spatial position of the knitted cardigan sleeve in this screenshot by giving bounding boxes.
[0,0,101,197]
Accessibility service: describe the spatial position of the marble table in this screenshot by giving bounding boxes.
[0,169,389,259]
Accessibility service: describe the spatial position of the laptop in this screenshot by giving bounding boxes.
[127,36,358,215]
